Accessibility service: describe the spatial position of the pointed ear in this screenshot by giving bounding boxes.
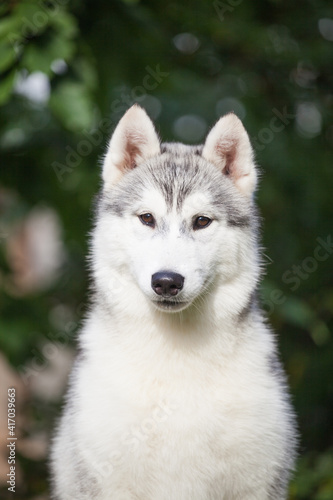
[202,113,257,196]
[103,104,160,188]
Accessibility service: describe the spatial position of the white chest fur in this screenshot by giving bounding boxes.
[62,313,289,500]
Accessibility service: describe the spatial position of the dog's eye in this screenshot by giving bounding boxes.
[193,216,212,230]
[139,213,155,227]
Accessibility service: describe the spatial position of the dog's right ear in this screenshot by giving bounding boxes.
[102,105,160,189]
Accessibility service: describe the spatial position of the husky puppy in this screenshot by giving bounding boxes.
[50,105,296,499]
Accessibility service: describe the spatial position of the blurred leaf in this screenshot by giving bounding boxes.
[14,0,51,32]
[0,43,17,72]
[22,44,52,75]
[0,16,21,39]
[311,320,331,346]
[73,58,98,91]
[0,4,9,16]
[51,11,78,39]
[279,297,315,329]
[291,451,333,499]
[49,81,94,131]
[22,35,75,75]
[0,70,16,105]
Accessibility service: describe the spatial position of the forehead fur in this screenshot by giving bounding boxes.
[100,143,255,228]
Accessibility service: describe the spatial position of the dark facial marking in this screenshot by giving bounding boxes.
[225,208,251,228]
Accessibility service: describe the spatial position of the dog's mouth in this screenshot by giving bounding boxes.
[152,299,189,312]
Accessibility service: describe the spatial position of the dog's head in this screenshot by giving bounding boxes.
[93,105,259,316]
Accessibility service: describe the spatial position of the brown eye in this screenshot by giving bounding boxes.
[193,216,212,230]
[139,213,155,227]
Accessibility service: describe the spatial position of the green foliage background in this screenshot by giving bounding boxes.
[0,0,332,498]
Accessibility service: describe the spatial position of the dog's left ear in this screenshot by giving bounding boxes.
[103,104,160,189]
[202,113,257,196]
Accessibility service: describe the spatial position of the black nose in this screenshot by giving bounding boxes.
[151,272,184,297]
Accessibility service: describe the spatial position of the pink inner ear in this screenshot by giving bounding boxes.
[121,130,148,170]
[202,113,256,196]
[103,104,161,188]
[215,139,238,177]
[125,138,141,169]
